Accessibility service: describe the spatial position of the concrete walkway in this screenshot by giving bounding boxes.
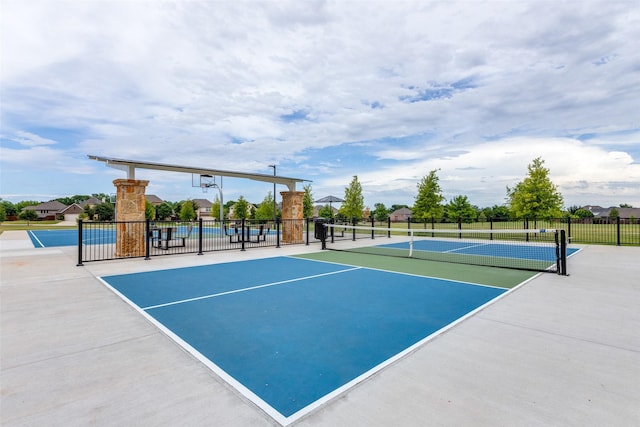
[1,231,638,426]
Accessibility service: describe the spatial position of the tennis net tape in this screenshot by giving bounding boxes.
[320,223,568,275]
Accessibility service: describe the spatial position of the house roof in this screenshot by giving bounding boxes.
[390,207,412,215]
[79,197,103,207]
[24,200,68,212]
[61,203,83,214]
[145,194,164,204]
[192,198,212,208]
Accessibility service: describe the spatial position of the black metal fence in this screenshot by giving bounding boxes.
[77,218,313,264]
[77,215,639,264]
[321,217,640,246]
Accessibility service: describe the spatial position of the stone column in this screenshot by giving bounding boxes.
[113,179,149,257]
[280,191,305,244]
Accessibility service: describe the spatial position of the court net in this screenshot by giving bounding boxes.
[320,223,568,275]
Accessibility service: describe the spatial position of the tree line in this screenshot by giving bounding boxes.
[0,157,634,223]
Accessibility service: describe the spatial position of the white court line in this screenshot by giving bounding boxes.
[142,266,362,311]
[443,242,490,253]
[27,230,45,248]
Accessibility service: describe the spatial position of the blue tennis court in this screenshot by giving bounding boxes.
[27,226,274,248]
[100,256,507,423]
[27,229,117,247]
[381,239,579,261]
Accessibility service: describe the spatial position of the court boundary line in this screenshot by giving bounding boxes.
[27,230,45,248]
[97,256,543,426]
[141,266,362,310]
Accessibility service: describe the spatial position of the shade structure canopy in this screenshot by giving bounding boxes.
[315,195,344,204]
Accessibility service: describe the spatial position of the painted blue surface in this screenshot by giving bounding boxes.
[102,256,506,418]
[27,229,117,247]
[27,225,276,247]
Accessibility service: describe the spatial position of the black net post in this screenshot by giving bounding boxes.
[76,219,84,266]
[314,218,327,249]
[559,229,568,275]
[616,216,621,246]
[387,217,391,238]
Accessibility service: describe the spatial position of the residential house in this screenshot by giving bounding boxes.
[192,198,213,218]
[145,195,164,206]
[23,200,68,220]
[60,204,84,222]
[390,207,412,222]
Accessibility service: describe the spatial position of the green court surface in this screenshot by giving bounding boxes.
[295,251,538,288]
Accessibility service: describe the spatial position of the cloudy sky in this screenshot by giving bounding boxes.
[1,0,639,210]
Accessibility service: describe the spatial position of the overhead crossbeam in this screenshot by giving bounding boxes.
[88,155,310,192]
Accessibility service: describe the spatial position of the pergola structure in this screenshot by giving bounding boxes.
[88,155,310,256]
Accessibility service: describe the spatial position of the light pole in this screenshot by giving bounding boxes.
[268,164,276,226]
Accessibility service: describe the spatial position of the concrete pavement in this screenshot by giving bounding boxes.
[1,231,638,426]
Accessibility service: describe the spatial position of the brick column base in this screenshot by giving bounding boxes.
[280,191,305,244]
[113,179,148,257]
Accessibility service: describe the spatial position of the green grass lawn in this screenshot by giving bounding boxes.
[0,221,77,234]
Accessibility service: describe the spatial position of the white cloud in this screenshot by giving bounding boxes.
[1,1,639,208]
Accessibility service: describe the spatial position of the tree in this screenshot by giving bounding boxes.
[608,207,619,219]
[156,202,173,220]
[340,175,365,221]
[145,200,155,220]
[209,197,224,221]
[254,192,277,221]
[83,204,95,220]
[233,196,249,220]
[413,169,445,221]
[0,204,5,222]
[506,157,564,219]
[0,199,17,217]
[18,209,39,222]
[445,195,477,223]
[302,184,314,219]
[179,200,196,221]
[574,208,594,219]
[619,203,633,208]
[318,204,333,219]
[95,202,114,221]
[372,203,389,222]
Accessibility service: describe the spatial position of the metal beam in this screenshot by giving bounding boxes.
[88,155,310,192]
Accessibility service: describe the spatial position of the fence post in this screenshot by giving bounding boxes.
[305,218,309,245]
[567,216,571,243]
[352,217,356,241]
[276,218,281,248]
[76,219,84,266]
[616,216,621,246]
[144,219,151,260]
[490,217,493,240]
[458,217,462,239]
[407,217,411,236]
[198,218,203,255]
[371,217,375,239]
[241,218,246,251]
[387,217,391,238]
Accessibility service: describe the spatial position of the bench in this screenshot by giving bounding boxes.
[155,226,192,249]
[248,225,269,243]
[224,225,241,243]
